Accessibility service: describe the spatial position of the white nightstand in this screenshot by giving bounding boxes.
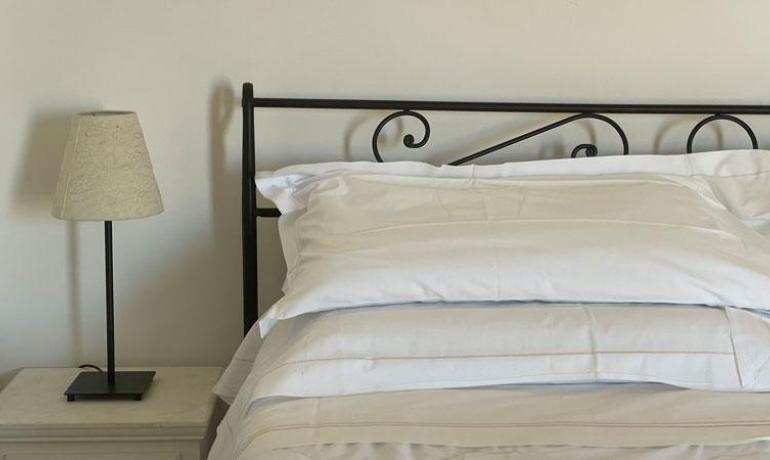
[0,367,224,460]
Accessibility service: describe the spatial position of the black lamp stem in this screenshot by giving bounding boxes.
[64,221,155,401]
[105,220,116,385]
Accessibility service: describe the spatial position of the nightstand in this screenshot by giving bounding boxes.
[0,367,224,460]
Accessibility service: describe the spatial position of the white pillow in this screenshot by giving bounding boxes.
[230,304,770,403]
[255,169,770,336]
[258,149,770,234]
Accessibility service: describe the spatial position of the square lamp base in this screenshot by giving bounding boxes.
[65,371,156,402]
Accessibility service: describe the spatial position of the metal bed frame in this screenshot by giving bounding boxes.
[241,81,770,334]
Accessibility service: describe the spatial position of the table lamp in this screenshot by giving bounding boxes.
[52,111,163,401]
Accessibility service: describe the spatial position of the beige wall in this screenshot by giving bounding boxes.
[2,0,770,388]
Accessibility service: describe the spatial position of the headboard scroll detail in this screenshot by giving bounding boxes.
[371,110,632,165]
[686,114,758,153]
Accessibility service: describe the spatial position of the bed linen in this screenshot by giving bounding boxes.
[256,149,770,233]
[210,383,770,459]
[216,303,770,405]
[212,305,770,458]
[256,170,770,336]
[259,442,770,459]
[211,149,770,459]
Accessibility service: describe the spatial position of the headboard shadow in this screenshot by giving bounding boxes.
[241,81,770,334]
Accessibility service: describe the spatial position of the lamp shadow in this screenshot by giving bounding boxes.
[110,79,247,367]
[12,112,71,219]
[13,111,85,366]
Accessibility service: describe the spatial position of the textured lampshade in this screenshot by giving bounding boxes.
[52,111,163,221]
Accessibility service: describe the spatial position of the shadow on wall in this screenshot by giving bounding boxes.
[13,111,73,219]
[212,80,283,327]
[209,80,240,296]
[110,79,244,367]
[12,110,92,366]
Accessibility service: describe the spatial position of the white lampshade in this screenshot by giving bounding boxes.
[52,111,163,221]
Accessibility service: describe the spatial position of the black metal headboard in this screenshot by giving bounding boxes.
[241,81,770,334]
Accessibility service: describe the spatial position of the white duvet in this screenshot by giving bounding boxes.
[214,382,770,459]
[211,304,770,459]
[220,303,770,404]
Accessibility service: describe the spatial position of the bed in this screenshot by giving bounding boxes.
[209,83,770,459]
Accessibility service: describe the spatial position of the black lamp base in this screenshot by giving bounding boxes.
[65,371,156,402]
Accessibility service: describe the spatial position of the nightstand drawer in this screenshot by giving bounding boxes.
[0,439,195,460]
[3,454,179,460]
[2,448,181,460]
[0,438,204,460]
[4,456,177,460]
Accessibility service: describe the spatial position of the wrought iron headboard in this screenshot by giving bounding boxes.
[241,81,770,334]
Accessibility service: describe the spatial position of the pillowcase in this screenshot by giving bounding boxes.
[257,149,770,235]
[255,168,770,336]
[229,303,770,404]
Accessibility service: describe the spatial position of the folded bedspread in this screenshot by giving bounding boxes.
[218,303,770,404]
[257,443,770,460]
[211,383,770,459]
[211,303,770,459]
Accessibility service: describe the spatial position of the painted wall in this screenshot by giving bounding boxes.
[2,0,770,388]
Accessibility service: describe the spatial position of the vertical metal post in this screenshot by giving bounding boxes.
[242,83,258,335]
[104,221,116,385]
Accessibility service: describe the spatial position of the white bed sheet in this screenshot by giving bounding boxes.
[212,305,770,459]
[257,149,770,234]
[218,303,770,407]
[270,442,770,459]
[210,383,770,459]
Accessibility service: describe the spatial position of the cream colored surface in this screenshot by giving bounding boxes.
[52,112,163,221]
[220,304,770,405]
[258,149,770,235]
[2,1,770,388]
[258,171,770,334]
[275,442,770,460]
[0,367,222,460]
[212,383,770,459]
